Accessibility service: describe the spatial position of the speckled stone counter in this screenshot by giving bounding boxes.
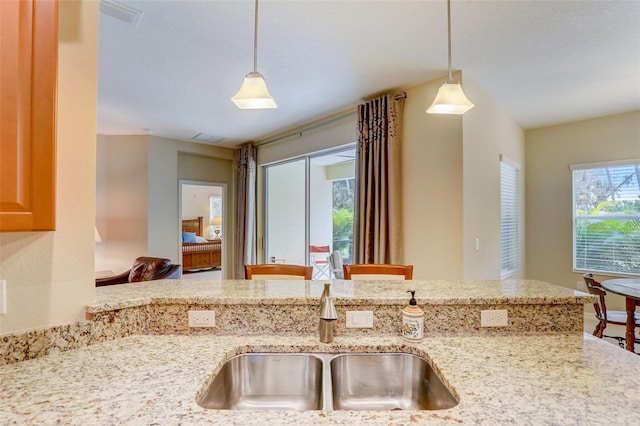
[86,278,592,337]
[1,333,639,425]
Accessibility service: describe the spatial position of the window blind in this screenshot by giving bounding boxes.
[572,161,640,276]
[500,157,519,278]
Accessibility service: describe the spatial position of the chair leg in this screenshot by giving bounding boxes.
[603,335,626,348]
[594,321,605,338]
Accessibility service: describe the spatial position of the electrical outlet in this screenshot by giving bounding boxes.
[481,309,508,327]
[346,311,374,328]
[188,310,215,327]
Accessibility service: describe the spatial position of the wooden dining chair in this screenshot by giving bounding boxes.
[343,264,414,280]
[583,273,640,347]
[244,264,313,280]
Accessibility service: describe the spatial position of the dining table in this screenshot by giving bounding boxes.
[601,278,640,353]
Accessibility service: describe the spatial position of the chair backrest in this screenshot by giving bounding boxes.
[583,272,607,319]
[328,250,344,279]
[310,245,330,264]
[343,264,414,280]
[310,245,330,254]
[245,264,313,280]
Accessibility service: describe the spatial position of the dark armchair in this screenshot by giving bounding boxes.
[96,257,182,287]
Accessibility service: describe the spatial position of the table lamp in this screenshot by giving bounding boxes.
[211,216,222,239]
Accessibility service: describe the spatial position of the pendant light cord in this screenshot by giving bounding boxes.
[253,0,259,72]
[447,0,453,82]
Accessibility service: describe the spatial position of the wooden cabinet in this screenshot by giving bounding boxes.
[0,0,58,231]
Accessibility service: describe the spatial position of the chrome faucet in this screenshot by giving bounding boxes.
[319,283,338,343]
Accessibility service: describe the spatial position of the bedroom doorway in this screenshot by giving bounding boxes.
[179,180,226,279]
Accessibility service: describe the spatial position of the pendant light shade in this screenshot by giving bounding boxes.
[231,0,277,109]
[427,0,473,115]
[427,81,474,114]
[232,71,277,109]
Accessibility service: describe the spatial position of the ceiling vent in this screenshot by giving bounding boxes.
[192,133,225,144]
[100,0,144,26]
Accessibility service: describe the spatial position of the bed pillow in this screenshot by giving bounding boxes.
[182,232,197,243]
[195,236,208,243]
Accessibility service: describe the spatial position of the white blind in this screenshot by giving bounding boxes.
[572,162,640,276]
[500,158,519,278]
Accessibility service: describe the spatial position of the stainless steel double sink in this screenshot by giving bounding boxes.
[197,352,458,411]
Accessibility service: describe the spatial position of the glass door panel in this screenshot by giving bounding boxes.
[265,159,306,266]
[310,150,355,278]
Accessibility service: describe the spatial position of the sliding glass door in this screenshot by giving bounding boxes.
[265,147,355,278]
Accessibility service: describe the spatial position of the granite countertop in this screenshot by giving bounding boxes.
[88,278,594,313]
[1,333,639,425]
[2,279,626,424]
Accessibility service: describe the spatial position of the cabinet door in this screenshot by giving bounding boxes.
[0,0,57,231]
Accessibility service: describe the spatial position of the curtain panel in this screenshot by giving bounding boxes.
[355,94,404,264]
[234,144,257,278]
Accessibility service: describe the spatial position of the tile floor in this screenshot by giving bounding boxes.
[181,268,222,280]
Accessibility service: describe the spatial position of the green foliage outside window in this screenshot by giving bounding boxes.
[332,179,355,263]
[573,165,640,275]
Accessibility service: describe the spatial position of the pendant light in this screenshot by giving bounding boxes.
[427,0,473,115]
[231,0,277,109]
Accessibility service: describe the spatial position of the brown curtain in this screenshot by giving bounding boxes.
[354,94,404,264]
[234,144,257,278]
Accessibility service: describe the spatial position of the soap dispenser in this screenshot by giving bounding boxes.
[402,290,424,341]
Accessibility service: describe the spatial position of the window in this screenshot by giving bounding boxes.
[571,160,640,276]
[500,156,520,278]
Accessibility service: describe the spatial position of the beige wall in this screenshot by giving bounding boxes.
[0,1,99,334]
[462,76,525,279]
[95,135,149,273]
[526,110,640,308]
[181,184,222,228]
[402,78,463,279]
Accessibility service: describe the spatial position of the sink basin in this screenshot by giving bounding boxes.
[330,353,458,411]
[197,353,323,410]
[197,352,458,411]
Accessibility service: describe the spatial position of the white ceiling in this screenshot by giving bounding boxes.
[97,0,640,148]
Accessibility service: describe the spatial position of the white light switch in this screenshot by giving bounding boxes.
[0,279,6,315]
[481,309,508,327]
[346,311,374,328]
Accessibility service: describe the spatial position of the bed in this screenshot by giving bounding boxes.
[181,217,222,271]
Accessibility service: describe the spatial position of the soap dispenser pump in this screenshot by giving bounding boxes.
[402,290,424,341]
